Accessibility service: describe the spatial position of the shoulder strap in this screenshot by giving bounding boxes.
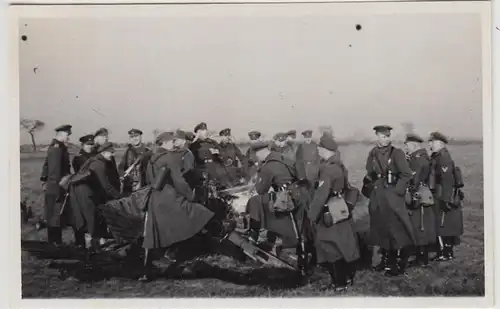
[372,146,394,174]
[264,158,297,180]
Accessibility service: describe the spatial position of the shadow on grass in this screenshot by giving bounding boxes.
[22,238,307,290]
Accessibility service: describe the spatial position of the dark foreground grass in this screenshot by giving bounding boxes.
[20,144,485,298]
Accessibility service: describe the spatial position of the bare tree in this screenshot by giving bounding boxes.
[20,118,45,152]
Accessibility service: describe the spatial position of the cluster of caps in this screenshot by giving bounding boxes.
[155,129,194,144]
[373,125,448,144]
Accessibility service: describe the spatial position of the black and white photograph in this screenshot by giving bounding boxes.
[9,1,492,305]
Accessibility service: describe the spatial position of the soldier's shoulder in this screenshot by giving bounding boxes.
[391,147,406,157]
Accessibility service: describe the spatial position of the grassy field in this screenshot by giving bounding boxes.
[20,144,485,298]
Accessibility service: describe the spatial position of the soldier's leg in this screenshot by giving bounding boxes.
[332,259,349,291]
[73,227,86,248]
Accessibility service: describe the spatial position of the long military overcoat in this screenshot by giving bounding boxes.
[40,139,71,227]
[431,147,463,238]
[307,154,360,264]
[407,148,437,246]
[142,149,214,250]
[365,144,415,250]
[295,142,320,185]
[245,151,304,248]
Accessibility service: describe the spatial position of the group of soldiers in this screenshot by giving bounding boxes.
[38,121,464,291]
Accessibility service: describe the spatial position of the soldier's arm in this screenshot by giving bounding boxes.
[40,158,48,182]
[308,167,332,223]
[414,156,430,189]
[393,148,413,196]
[72,156,80,174]
[90,161,121,199]
[117,149,128,176]
[255,164,273,195]
[171,165,195,201]
[365,149,374,173]
[438,151,455,202]
[47,146,63,182]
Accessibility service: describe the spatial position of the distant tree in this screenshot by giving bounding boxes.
[20,118,45,152]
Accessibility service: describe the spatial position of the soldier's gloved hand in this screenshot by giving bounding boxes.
[41,182,47,191]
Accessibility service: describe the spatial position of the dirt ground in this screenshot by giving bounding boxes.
[20,144,484,297]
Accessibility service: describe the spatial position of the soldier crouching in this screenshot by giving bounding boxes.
[428,132,464,261]
[307,134,360,291]
[365,125,415,277]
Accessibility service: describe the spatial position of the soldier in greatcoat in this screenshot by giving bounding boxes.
[428,132,464,261]
[188,122,231,197]
[72,134,95,173]
[79,142,122,250]
[272,132,296,162]
[295,130,321,189]
[40,124,72,245]
[93,127,118,168]
[404,133,436,267]
[140,132,215,281]
[118,129,152,195]
[308,134,359,291]
[69,134,96,247]
[245,142,304,254]
[365,125,415,276]
[218,128,246,184]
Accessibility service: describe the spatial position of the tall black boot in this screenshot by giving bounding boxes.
[385,249,408,277]
[435,237,447,261]
[373,249,389,271]
[332,260,348,291]
[73,228,86,248]
[346,262,356,286]
[421,246,429,267]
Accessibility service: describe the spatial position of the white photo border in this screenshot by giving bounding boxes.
[6,1,494,308]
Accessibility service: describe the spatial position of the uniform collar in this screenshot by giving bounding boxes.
[52,138,66,148]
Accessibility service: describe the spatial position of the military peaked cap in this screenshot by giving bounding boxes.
[302,130,313,138]
[428,131,448,144]
[97,142,115,153]
[373,125,393,133]
[55,124,72,134]
[319,134,338,151]
[79,134,94,145]
[194,122,207,133]
[219,128,231,136]
[156,131,175,144]
[185,131,195,142]
[273,132,287,142]
[405,133,424,143]
[286,130,297,138]
[248,131,261,140]
[128,128,143,136]
[94,127,109,137]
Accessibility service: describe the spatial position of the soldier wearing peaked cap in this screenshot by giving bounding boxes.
[245,140,306,258]
[118,128,152,195]
[272,132,296,162]
[188,122,230,198]
[72,134,95,174]
[403,133,436,267]
[218,128,246,185]
[428,131,464,261]
[93,127,118,168]
[140,133,215,281]
[307,133,360,291]
[364,125,415,277]
[296,130,321,188]
[68,133,97,247]
[170,129,197,187]
[40,124,72,245]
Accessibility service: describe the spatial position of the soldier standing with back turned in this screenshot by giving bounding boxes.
[40,124,72,246]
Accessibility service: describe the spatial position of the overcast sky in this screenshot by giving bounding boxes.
[18,12,482,144]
